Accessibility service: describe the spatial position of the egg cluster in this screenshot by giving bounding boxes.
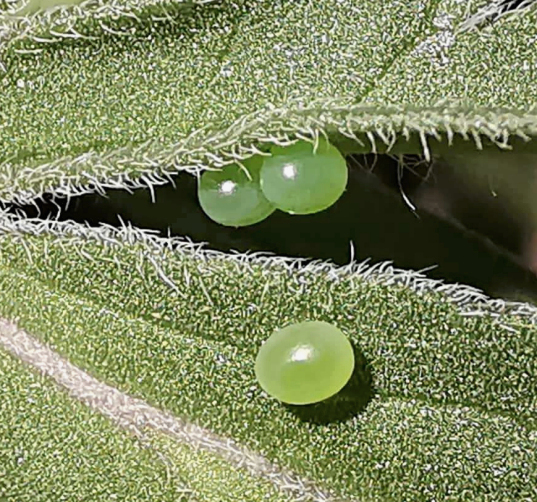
[197,137,348,227]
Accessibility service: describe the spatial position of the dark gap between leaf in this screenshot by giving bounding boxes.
[6,150,537,306]
[460,0,537,30]
[491,0,536,18]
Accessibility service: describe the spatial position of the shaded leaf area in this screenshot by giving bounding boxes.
[0,349,192,502]
[0,219,535,498]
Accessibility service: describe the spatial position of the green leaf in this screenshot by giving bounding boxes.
[0,348,193,501]
[1,0,537,500]
[0,222,536,500]
[1,0,536,202]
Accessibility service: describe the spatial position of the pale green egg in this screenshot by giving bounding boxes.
[198,155,276,227]
[259,138,348,215]
[255,321,355,405]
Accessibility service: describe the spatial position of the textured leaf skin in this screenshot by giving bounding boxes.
[0,349,193,502]
[0,0,537,500]
[0,223,536,501]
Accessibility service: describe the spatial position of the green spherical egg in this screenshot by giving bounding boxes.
[259,138,348,215]
[254,321,355,405]
[198,155,276,227]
